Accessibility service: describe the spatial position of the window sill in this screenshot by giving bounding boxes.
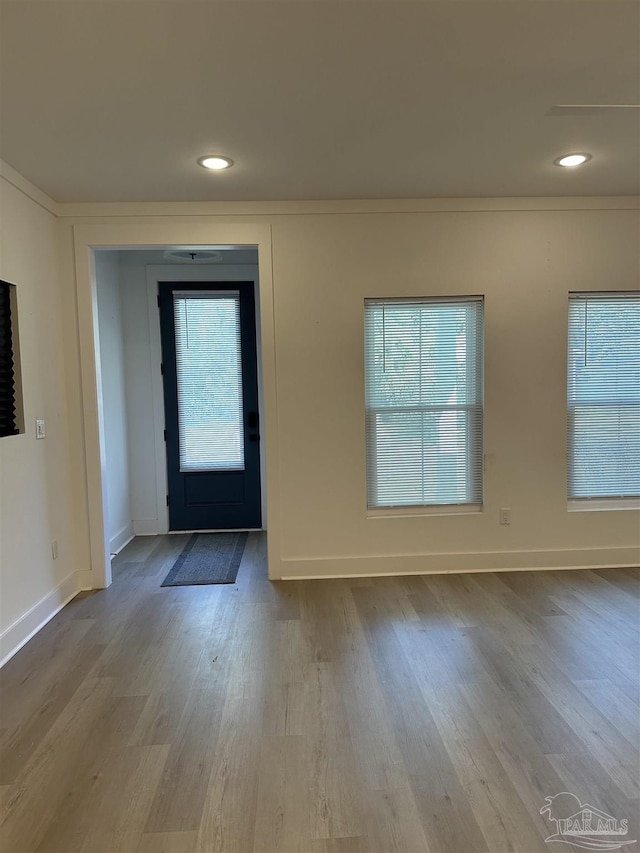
[568,498,640,512]
[367,503,482,519]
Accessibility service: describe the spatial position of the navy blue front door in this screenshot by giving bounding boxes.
[159,282,261,530]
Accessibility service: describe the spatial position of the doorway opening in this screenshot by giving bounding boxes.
[92,244,268,585]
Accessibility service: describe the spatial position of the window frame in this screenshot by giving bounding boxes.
[567,290,640,505]
[364,295,484,513]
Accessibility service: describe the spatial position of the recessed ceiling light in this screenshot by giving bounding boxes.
[197,155,234,171]
[554,153,592,168]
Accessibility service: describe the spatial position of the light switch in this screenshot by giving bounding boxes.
[36,419,45,439]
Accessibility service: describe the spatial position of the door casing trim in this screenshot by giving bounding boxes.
[73,222,277,588]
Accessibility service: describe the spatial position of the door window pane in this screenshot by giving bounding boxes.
[174,293,244,472]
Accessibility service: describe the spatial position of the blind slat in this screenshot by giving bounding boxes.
[365,297,484,508]
[568,292,640,499]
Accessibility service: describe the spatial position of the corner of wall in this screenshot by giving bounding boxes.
[0,571,80,668]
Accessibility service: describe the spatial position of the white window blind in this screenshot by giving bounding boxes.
[567,292,640,500]
[365,296,484,509]
[173,292,244,472]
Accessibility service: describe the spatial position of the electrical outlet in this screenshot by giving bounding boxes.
[51,540,59,560]
[500,508,511,525]
[36,419,45,440]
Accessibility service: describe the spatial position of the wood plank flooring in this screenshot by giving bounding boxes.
[0,534,638,852]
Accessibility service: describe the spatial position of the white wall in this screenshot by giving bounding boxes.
[270,209,640,577]
[119,257,157,532]
[58,200,640,582]
[0,170,77,663]
[95,251,132,553]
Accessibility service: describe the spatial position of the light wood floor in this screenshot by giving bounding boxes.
[1,534,638,853]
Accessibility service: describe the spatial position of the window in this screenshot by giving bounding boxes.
[0,280,20,438]
[173,292,244,472]
[567,292,640,501]
[364,296,484,509]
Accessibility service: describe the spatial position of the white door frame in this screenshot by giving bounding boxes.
[73,222,278,589]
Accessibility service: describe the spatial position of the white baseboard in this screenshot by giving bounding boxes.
[133,519,166,536]
[0,572,81,668]
[276,546,639,580]
[109,522,134,555]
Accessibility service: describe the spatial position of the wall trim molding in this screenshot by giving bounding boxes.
[109,523,134,556]
[0,572,80,668]
[3,158,636,222]
[278,546,639,580]
[57,196,640,220]
[0,160,59,216]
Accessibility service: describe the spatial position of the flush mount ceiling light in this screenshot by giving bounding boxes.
[197,155,234,171]
[163,250,223,263]
[554,153,592,168]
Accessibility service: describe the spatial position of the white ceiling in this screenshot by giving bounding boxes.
[1,0,638,202]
